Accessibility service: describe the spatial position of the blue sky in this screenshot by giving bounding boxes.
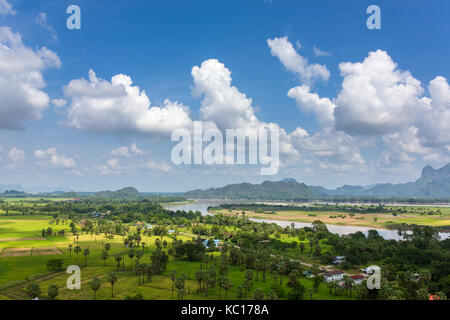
[0,0,449,192]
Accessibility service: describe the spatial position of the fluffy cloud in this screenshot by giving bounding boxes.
[51,98,67,108]
[192,59,298,157]
[0,0,15,15]
[35,12,57,40]
[96,159,124,175]
[281,48,449,170]
[9,147,25,165]
[289,128,365,169]
[63,70,193,137]
[287,85,336,126]
[192,59,259,131]
[313,46,331,57]
[334,50,423,135]
[267,37,330,84]
[110,143,144,157]
[415,76,450,147]
[144,159,171,172]
[382,126,429,156]
[0,27,60,130]
[34,148,76,168]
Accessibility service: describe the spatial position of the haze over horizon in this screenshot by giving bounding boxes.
[1,0,449,192]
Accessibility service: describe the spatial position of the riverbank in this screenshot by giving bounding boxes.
[209,207,450,230]
[164,201,450,240]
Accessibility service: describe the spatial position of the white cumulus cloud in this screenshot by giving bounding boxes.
[34,148,76,168]
[111,143,144,157]
[192,58,299,157]
[287,85,336,126]
[63,69,193,137]
[267,37,330,85]
[334,50,424,135]
[0,0,15,15]
[9,147,25,165]
[0,27,60,130]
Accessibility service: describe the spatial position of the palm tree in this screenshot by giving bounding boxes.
[74,245,81,264]
[170,270,177,299]
[128,248,135,269]
[83,248,90,266]
[115,256,122,271]
[326,280,333,294]
[68,244,73,260]
[102,250,109,266]
[138,263,147,284]
[272,271,279,284]
[195,270,204,293]
[107,272,118,297]
[308,287,315,300]
[343,275,353,297]
[90,277,102,300]
[223,277,232,299]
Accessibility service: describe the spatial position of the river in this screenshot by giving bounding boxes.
[164,200,450,241]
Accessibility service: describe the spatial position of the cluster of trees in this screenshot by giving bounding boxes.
[41,227,65,237]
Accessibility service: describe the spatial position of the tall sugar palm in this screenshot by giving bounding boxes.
[83,248,90,266]
[90,277,102,300]
[107,272,118,298]
[114,256,122,271]
[128,248,135,269]
[74,245,81,264]
[222,277,232,299]
[169,270,177,299]
[102,250,109,266]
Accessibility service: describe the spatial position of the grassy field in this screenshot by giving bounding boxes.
[0,215,349,300]
[210,205,450,229]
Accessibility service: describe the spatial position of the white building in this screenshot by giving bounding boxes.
[323,270,344,282]
[350,274,365,285]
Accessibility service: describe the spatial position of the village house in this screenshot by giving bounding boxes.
[203,239,221,249]
[332,256,345,265]
[323,270,344,282]
[303,271,314,278]
[350,274,365,285]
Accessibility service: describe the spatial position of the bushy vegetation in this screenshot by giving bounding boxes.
[0,198,448,300]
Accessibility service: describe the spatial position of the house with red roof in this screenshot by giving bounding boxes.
[323,270,344,282]
[350,274,365,285]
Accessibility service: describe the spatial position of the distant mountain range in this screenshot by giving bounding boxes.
[185,163,450,200]
[0,184,24,193]
[95,187,140,199]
